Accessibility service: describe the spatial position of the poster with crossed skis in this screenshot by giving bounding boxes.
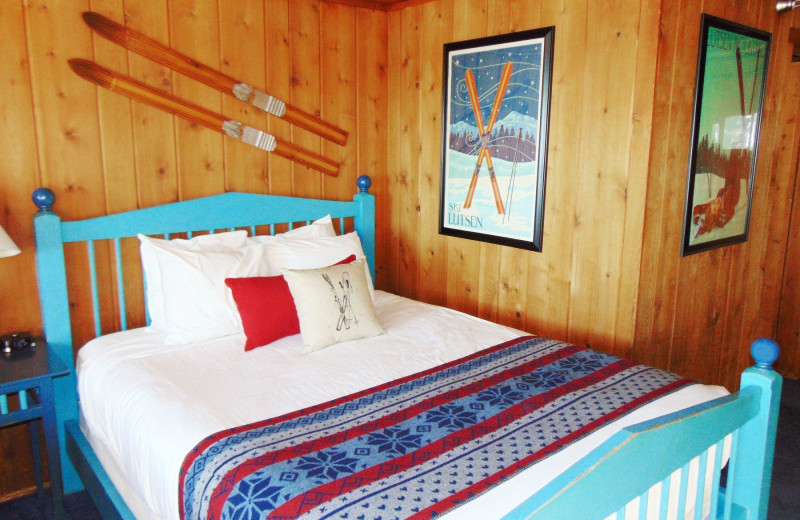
[439,28,553,252]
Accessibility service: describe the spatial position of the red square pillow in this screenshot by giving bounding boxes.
[226,254,356,351]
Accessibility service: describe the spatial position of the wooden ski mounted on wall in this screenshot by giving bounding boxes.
[69,59,340,177]
[82,11,348,146]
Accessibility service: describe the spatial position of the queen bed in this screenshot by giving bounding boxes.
[32,176,782,520]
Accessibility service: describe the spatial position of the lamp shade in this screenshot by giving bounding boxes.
[0,224,21,258]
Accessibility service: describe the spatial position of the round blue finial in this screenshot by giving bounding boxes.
[357,175,371,193]
[750,338,779,370]
[32,187,55,213]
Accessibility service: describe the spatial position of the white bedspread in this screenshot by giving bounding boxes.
[77,291,728,520]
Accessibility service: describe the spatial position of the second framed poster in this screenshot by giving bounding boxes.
[682,15,771,256]
[439,27,554,252]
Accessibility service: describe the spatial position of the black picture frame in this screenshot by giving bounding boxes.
[681,14,771,256]
[438,27,554,252]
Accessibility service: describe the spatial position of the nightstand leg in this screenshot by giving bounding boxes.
[28,419,44,495]
[38,380,64,520]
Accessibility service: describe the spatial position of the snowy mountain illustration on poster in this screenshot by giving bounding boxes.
[440,29,552,250]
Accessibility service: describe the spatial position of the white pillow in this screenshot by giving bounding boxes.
[138,231,249,331]
[154,243,267,344]
[260,232,374,295]
[248,214,336,244]
[283,259,384,353]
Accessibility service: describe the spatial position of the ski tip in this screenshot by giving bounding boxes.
[82,11,120,35]
[68,58,95,74]
[81,11,100,26]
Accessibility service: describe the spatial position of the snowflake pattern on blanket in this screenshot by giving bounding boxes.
[179,336,692,520]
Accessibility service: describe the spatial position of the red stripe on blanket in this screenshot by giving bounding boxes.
[264,359,639,520]
[204,343,581,516]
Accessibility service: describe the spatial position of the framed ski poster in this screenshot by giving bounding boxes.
[439,27,554,252]
[681,15,770,256]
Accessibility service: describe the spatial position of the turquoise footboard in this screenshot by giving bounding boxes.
[31,176,781,520]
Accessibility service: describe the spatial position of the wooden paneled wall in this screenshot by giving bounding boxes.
[382,0,800,393]
[384,0,662,354]
[636,2,800,390]
[0,0,386,499]
[383,0,663,364]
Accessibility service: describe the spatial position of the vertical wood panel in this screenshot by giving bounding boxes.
[356,7,389,285]
[169,0,225,200]
[264,0,294,196]
[385,8,403,293]
[415,0,451,306]
[289,0,323,198]
[527,0,587,342]
[219,0,269,193]
[321,3,357,202]
[396,6,421,300]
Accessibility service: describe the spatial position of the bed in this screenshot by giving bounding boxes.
[31,176,782,520]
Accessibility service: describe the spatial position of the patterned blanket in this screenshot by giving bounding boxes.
[180,337,691,520]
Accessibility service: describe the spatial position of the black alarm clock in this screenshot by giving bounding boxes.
[1,333,37,356]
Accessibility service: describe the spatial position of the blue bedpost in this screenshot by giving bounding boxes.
[353,175,375,282]
[31,188,82,494]
[728,338,782,520]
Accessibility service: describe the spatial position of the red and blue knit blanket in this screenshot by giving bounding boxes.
[180,336,691,520]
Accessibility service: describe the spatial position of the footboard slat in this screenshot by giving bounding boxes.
[659,474,670,519]
[723,429,740,519]
[677,460,690,520]
[695,448,708,520]
[709,439,724,519]
[638,489,649,519]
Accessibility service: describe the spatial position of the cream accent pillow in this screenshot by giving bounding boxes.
[283,259,384,353]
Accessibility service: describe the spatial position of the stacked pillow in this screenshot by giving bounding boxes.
[138,215,383,352]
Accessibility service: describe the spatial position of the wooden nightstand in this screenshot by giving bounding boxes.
[0,340,69,519]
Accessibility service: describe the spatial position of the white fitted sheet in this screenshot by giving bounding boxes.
[77,291,728,520]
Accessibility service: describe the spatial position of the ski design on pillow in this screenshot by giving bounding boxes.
[322,271,358,331]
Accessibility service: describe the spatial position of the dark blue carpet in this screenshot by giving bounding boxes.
[1,379,798,519]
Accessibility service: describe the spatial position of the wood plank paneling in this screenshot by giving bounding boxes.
[386,0,800,392]
[637,1,800,389]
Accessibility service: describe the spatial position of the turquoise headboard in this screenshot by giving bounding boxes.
[32,175,374,494]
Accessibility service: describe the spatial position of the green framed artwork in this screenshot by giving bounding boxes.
[682,14,771,256]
